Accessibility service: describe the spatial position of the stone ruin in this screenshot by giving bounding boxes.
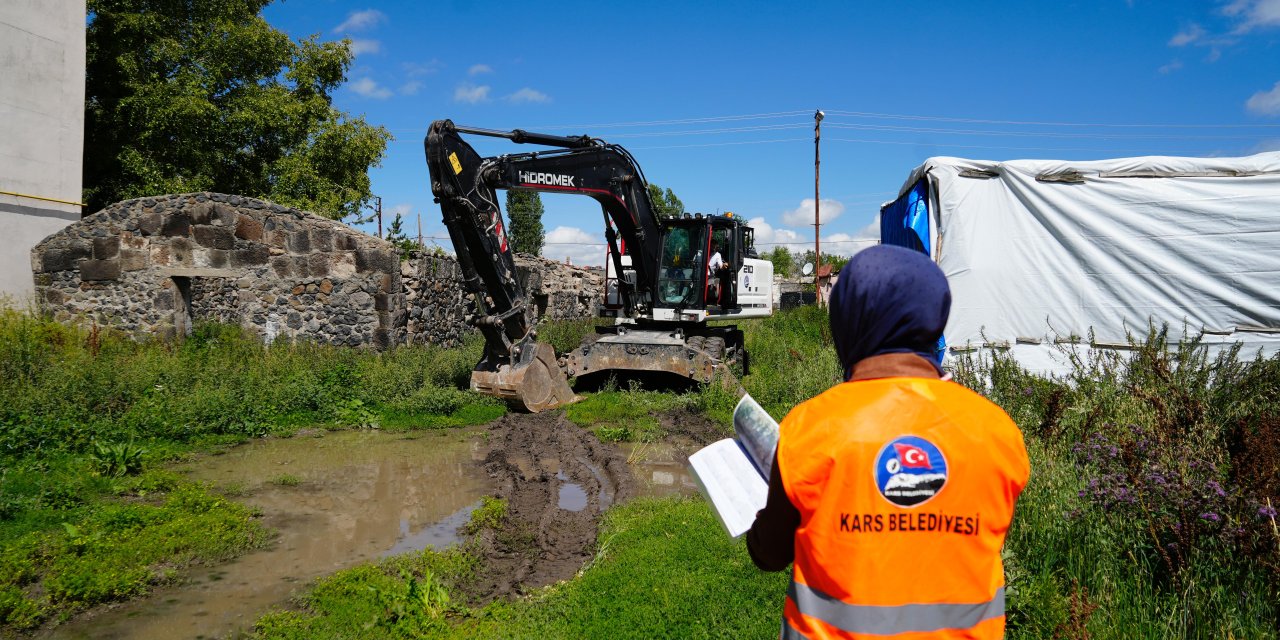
[30,193,603,348]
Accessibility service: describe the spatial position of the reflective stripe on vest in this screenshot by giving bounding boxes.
[786,581,1005,636]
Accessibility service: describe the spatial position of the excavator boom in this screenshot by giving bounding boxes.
[425,119,770,411]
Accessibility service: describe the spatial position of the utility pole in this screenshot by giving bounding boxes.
[814,109,824,303]
[373,196,383,239]
[417,213,423,249]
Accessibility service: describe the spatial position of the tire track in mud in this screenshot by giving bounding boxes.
[463,412,636,602]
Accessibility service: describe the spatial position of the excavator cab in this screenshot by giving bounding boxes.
[656,221,707,308]
[655,214,756,312]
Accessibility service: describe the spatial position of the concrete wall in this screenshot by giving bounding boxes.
[0,0,86,303]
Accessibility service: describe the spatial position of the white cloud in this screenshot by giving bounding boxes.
[349,77,392,99]
[403,60,443,77]
[468,64,494,76]
[505,88,551,104]
[347,39,381,55]
[1158,59,1184,74]
[1225,0,1280,33]
[335,9,386,33]
[400,80,423,95]
[781,198,845,227]
[1246,81,1280,115]
[747,217,803,248]
[390,203,412,218]
[1169,24,1205,46]
[542,226,606,266]
[823,219,881,256]
[454,83,491,104]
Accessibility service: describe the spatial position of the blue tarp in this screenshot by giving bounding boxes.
[879,178,945,363]
[880,178,930,255]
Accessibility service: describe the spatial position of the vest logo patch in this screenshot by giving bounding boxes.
[875,435,948,507]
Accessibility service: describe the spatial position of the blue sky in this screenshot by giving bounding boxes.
[262,0,1280,266]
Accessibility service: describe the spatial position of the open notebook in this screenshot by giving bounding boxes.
[687,394,780,538]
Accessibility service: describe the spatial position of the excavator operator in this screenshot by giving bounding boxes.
[708,239,733,306]
[746,244,1030,639]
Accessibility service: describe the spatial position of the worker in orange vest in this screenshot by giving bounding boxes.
[747,244,1030,639]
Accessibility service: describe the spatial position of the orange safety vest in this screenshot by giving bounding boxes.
[776,377,1029,639]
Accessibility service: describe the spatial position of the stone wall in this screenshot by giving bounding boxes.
[31,193,603,348]
[400,252,604,347]
[31,193,404,347]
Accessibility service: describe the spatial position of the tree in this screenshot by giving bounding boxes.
[824,254,851,273]
[646,183,685,218]
[795,249,817,276]
[384,213,415,259]
[505,190,544,256]
[84,0,391,220]
[765,246,793,278]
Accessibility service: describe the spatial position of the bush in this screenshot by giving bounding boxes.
[0,311,490,456]
[954,328,1280,637]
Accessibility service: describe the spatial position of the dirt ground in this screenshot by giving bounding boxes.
[460,408,723,602]
[461,411,633,601]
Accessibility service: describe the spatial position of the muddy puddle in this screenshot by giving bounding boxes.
[44,429,493,640]
[621,442,701,498]
[42,409,718,639]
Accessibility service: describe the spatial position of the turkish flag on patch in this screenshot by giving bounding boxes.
[893,443,933,469]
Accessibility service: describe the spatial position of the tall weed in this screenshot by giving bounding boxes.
[0,310,491,457]
[955,327,1280,637]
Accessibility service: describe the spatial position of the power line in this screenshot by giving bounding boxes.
[388,110,812,134]
[824,137,1202,154]
[527,110,812,129]
[824,109,1280,129]
[824,122,1263,140]
[607,123,809,138]
[388,107,1280,138]
[629,137,810,150]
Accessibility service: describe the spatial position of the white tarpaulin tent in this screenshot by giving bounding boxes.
[883,152,1280,376]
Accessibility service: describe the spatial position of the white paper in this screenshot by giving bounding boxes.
[732,394,780,478]
[688,439,769,538]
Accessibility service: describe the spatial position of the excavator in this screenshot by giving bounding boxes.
[425,120,773,412]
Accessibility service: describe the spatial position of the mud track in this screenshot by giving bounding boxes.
[463,412,636,601]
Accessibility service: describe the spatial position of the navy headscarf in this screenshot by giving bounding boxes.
[829,245,951,380]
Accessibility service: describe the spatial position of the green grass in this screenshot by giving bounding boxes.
[253,315,1277,639]
[956,331,1280,638]
[460,496,507,536]
[565,386,698,442]
[270,474,301,487]
[0,308,501,457]
[0,471,268,629]
[251,497,786,639]
[5,306,1277,638]
[0,308,507,632]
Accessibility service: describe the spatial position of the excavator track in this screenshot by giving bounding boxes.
[564,326,744,385]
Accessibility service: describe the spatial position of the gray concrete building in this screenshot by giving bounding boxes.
[1,0,86,304]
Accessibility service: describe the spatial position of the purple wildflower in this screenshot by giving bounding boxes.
[1199,512,1220,523]
[1259,505,1278,519]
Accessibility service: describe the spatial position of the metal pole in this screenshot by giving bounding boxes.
[417,213,423,249]
[814,109,824,302]
[375,196,383,239]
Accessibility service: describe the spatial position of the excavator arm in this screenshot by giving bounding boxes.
[425,119,664,411]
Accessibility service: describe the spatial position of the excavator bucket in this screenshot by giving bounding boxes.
[470,342,577,413]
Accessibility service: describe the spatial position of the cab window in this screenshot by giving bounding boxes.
[657,225,704,306]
